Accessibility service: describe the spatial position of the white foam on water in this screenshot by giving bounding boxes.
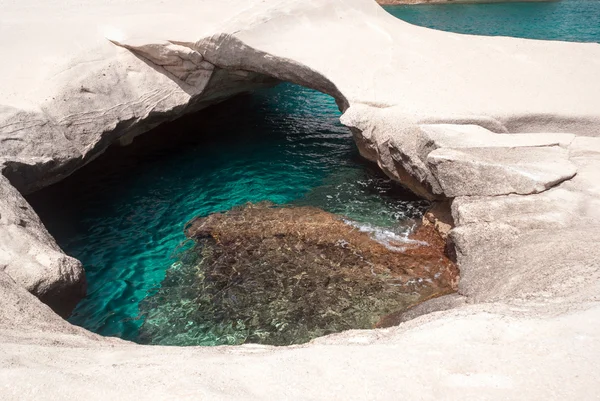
[343,219,428,252]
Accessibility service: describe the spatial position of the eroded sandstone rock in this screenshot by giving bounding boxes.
[427,146,577,197]
[0,175,85,316]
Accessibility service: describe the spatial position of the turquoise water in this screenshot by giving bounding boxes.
[29,1,599,344]
[29,84,427,342]
[385,0,600,43]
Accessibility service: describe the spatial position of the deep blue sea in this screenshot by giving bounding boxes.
[385,0,600,43]
[29,0,600,344]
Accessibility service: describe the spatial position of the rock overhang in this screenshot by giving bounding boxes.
[1,0,600,398]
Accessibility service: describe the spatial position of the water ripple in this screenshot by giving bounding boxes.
[29,83,427,341]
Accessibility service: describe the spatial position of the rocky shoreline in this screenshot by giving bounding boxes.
[1,0,600,398]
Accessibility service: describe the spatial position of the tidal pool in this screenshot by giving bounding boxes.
[29,83,432,344]
[32,1,596,346]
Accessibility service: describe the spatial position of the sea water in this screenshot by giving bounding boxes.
[29,84,428,342]
[385,0,600,43]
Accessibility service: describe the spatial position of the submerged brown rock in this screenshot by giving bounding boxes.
[139,203,457,346]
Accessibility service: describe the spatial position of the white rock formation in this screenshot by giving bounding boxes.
[1,0,600,398]
[427,146,576,197]
[0,175,85,316]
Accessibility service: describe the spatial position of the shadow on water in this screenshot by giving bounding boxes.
[28,83,430,344]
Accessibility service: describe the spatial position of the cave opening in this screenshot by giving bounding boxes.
[27,82,455,346]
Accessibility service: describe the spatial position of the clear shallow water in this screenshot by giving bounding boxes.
[29,84,427,342]
[385,0,600,43]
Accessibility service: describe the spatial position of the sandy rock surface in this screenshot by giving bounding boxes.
[1,0,600,399]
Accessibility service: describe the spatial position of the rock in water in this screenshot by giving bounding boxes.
[139,203,457,346]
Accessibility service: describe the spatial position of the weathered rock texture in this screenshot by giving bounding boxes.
[0,175,85,316]
[1,0,600,399]
[427,146,576,197]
